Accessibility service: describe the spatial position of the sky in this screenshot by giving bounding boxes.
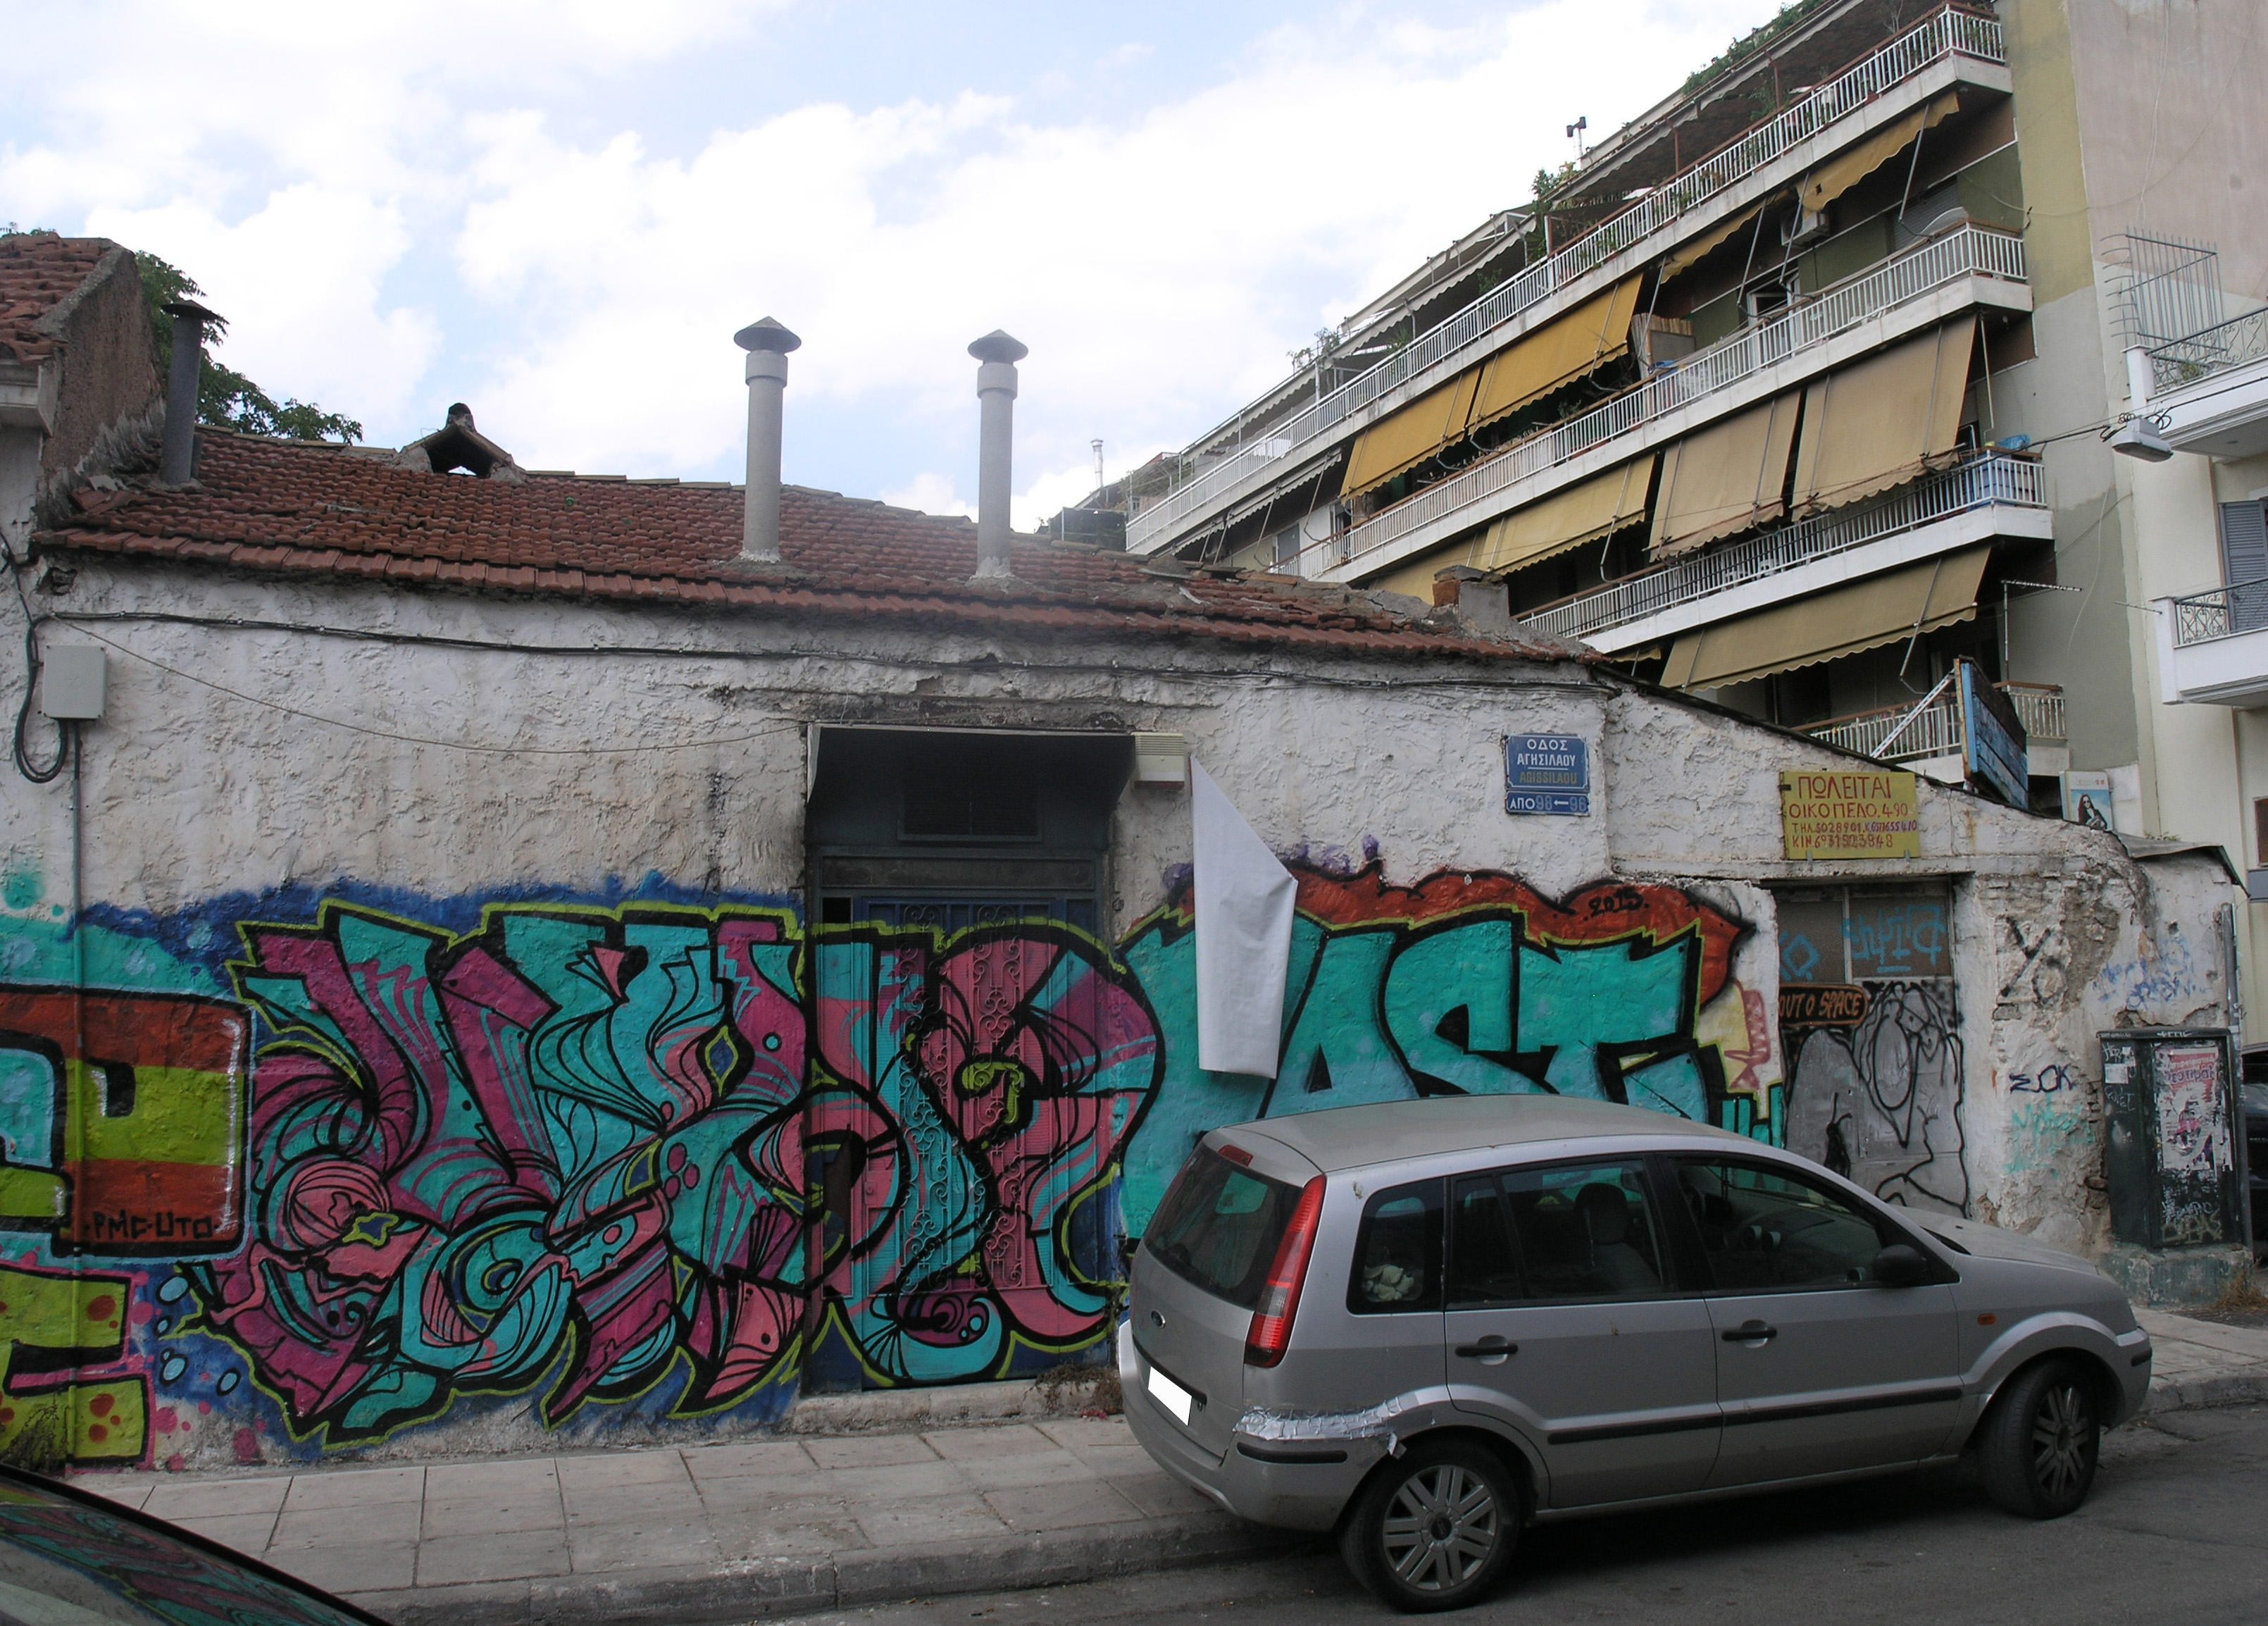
[1,0,1788,528]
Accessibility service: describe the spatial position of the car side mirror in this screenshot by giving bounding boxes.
[1872,1243,1930,1288]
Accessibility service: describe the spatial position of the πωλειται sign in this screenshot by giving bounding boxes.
[1779,769,1920,859]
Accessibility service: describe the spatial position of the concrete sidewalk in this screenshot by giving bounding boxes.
[74,1415,1299,1626]
[68,1308,2268,1626]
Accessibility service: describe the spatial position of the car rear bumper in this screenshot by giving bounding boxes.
[1118,1321,1380,1532]
[2113,1327,2152,1424]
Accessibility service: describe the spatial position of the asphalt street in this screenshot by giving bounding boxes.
[787,1404,2268,1626]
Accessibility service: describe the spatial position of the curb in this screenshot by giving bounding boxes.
[340,1512,1311,1626]
[2146,1368,2268,1415]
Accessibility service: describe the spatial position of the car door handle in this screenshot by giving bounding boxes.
[1721,1320,1778,1343]
[1454,1338,1517,1364]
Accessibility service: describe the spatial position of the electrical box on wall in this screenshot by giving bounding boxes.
[39,645,104,720]
[1133,733,1188,788]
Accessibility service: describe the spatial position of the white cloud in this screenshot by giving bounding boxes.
[439,0,1782,519]
[2,0,1783,516]
[880,472,975,519]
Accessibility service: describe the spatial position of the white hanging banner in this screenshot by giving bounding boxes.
[1192,759,1297,1078]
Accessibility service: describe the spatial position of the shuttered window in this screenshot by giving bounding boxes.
[2219,500,2268,633]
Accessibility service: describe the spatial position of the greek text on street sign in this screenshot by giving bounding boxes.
[1506,734,1590,817]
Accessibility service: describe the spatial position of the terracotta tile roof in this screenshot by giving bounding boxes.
[0,232,119,366]
[37,429,1588,664]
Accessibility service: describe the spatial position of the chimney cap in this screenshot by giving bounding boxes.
[734,317,803,354]
[161,299,220,324]
[967,329,1029,364]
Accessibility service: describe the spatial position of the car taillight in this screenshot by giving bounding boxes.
[1245,1176,1326,1368]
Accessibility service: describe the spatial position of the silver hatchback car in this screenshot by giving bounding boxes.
[1122,1096,2151,1613]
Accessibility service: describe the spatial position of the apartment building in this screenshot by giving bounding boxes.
[1104,0,2268,1043]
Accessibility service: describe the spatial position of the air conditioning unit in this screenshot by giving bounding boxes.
[1781,206,1826,247]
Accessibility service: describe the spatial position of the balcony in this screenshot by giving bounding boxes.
[1127,6,2009,555]
[2156,578,2268,705]
[1297,225,2029,582]
[1805,680,2067,781]
[1523,454,2049,650]
[2147,307,2268,461]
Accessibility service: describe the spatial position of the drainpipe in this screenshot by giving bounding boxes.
[968,330,1028,581]
[160,300,218,485]
[734,317,800,563]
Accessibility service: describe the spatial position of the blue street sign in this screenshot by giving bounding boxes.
[1505,735,1590,816]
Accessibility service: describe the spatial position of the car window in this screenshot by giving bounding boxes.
[1145,1146,1301,1309]
[1676,1158,1895,1291]
[1347,1179,1443,1313]
[1492,1160,1670,1301]
[1446,1174,1523,1308]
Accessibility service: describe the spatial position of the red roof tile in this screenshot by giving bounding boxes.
[0,232,119,366]
[36,429,1588,664]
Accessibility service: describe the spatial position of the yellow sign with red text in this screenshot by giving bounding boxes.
[1779,769,1921,860]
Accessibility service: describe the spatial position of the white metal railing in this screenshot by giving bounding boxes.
[1305,225,2025,578]
[1807,679,2064,762]
[2148,306,2268,396]
[1522,453,2043,640]
[1129,6,2005,552]
[2169,576,2268,647]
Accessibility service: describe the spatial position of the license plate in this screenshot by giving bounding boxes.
[1147,1363,1193,1425]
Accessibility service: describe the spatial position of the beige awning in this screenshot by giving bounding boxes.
[1472,456,1656,573]
[1362,457,1657,598]
[1790,318,1976,518]
[1660,546,1990,690]
[1469,278,1645,430]
[1798,93,1959,215]
[1648,393,1802,559]
[1341,368,1483,499]
[1659,204,1765,283]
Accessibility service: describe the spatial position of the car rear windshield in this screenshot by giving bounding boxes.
[1143,1145,1300,1309]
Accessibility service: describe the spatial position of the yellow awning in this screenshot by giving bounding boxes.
[1469,278,1645,430]
[1660,204,1765,283]
[1473,456,1656,574]
[1660,546,1990,690]
[1341,368,1483,499]
[1648,393,1802,559]
[1790,318,1976,518]
[1798,93,1959,215]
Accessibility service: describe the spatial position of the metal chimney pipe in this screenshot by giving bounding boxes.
[733,317,801,563]
[160,299,218,485]
[968,330,1028,581]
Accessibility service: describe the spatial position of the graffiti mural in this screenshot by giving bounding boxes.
[1782,981,1968,1212]
[0,1259,149,1465]
[0,859,1783,1458]
[804,924,1157,1387]
[1121,865,1773,1230]
[0,987,247,1253]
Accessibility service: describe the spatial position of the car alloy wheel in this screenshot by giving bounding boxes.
[1381,1462,1500,1592]
[2030,1377,2095,1503]
[1340,1440,1519,1612]
[1979,1357,2099,1519]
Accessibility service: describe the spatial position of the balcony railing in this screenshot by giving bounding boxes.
[2169,577,2268,647]
[2148,307,2268,396]
[1806,680,2064,763]
[1522,452,2044,643]
[1301,224,2026,579]
[1128,5,2005,553]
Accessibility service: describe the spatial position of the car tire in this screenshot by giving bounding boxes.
[1338,1440,1520,1613]
[1978,1358,2100,1519]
